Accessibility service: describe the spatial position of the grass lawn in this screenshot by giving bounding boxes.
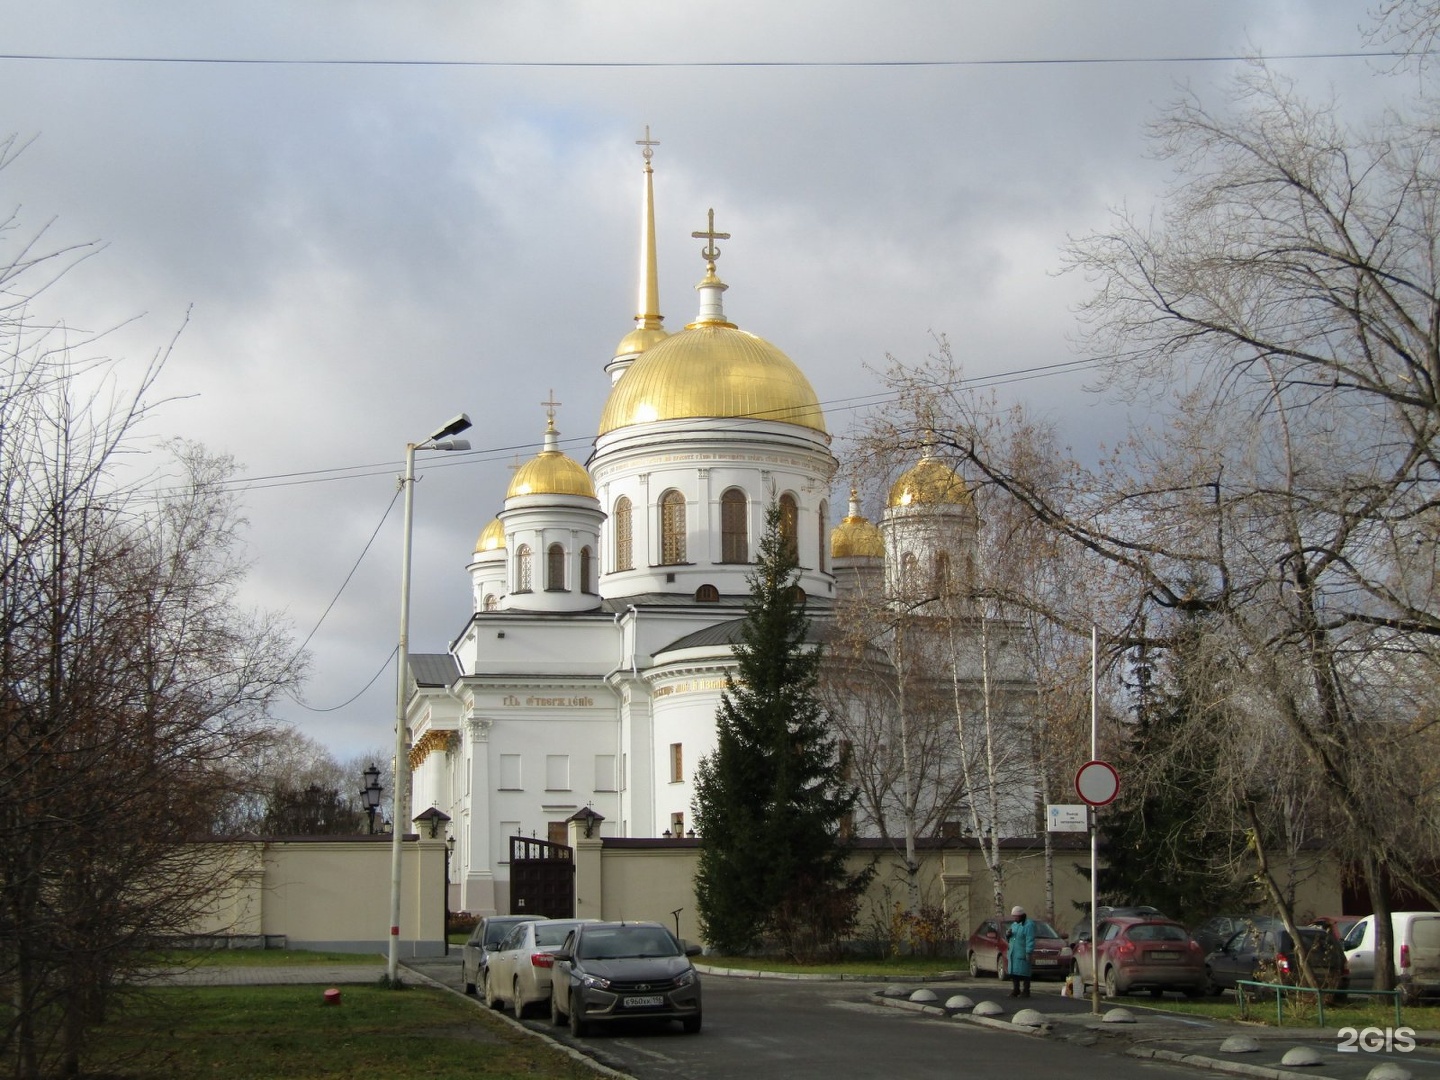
[84,984,596,1080]
[1136,993,1440,1030]
[700,954,967,977]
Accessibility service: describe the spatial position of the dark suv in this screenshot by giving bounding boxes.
[461,914,547,996]
[1205,924,1348,994]
[549,920,703,1036]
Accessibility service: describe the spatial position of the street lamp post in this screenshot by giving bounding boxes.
[387,413,471,986]
[361,763,383,835]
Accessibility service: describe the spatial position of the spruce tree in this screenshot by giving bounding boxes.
[692,502,869,958]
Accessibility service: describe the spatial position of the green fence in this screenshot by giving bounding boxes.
[1235,979,1402,1027]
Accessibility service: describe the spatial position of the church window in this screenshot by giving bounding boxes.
[669,742,683,783]
[779,493,799,562]
[580,546,594,593]
[818,500,829,573]
[546,543,566,591]
[483,593,498,611]
[720,488,748,562]
[594,754,616,792]
[695,584,719,603]
[614,497,633,571]
[500,755,522,790]
[900,551,919,596]
[935,551,952,596]
[548,821,568,845]
[515,544,533,593]
[660,489,687,564]
[545,754,570,791]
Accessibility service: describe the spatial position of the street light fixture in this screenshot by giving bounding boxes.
[360,763,383,835]
[387,413,472,986]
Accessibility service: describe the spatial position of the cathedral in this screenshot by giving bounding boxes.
[405,137,1012,917]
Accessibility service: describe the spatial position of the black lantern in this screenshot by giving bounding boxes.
[360,763,383,835]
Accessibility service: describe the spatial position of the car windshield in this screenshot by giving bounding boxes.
[1032,921,1061,939]
[535,922,582,947]
[577,927,680,960]
[1126,923,1188,942]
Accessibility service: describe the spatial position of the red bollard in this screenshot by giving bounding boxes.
[322,988,342,1006]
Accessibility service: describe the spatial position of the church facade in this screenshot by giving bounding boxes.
[405,140,1019,916]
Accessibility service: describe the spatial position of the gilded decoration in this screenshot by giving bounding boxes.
[888,456,971,508]
[409,728,459,769]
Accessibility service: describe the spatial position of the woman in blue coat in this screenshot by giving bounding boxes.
[1005,905,1036,998]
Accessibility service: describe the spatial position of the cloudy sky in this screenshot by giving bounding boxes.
[0,1,1402,757]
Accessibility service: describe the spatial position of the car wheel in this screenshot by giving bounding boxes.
[463,962,476,996]
[1103,966,1120,998]
[550,989,566,1026]
[968,952,981,979]
[484,972,503,1010]
[682,1013,702,1034]
[569,1000,589,1038]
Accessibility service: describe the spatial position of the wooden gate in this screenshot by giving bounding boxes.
[508,835,574,918]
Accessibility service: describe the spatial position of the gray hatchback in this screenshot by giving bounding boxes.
[549,920,703,1036]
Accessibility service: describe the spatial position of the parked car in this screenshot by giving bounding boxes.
[485,918,598,1016]
[1309,915,1361,943]
[1190,914,1280,956]
[549,920,703,1036]
[460,914,547,996]
[1072,916,1207,999]
[1069,906,1166,945]
[967,917,1071,979]
[1342,912,1440,1003]
[1205,924,1347,994]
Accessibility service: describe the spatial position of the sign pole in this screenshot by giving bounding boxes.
[1090,625,1099,1015]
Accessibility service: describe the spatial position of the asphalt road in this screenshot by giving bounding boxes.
[404,956,1223,1080]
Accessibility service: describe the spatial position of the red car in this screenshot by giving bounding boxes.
[967,917,1071,979]
[1071,916,1208,999]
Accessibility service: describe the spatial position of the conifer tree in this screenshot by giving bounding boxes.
[692,503,870,958]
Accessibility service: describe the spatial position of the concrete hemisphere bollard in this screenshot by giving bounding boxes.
[909,988,939,1004]
[1219,1035,1261,1054]
[1101,1007,1136,1024]
[1279,1046,1324,1067]
[882,984,909,998]
[1364,1063,1412,1080]
[972,1000,1006,1017]
[944,994,975,1011]
[1011,1007,1045,1027]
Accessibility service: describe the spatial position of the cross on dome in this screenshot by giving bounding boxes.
[541,389,563,426]
[692,208,730,272]
[636,125,659,165]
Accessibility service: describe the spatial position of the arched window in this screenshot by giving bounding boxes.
[900,551,918,596]
[547,543,566,591]
[614,497,633,571]
[934,551,952,597]
[721,488,748,563]
[660,489,687,565]
[779,493,799,562]
[818,500,829,573]
[515,544,533,593]
[695,584,719,603]
[483,593,498,611]
[580,546,594,594]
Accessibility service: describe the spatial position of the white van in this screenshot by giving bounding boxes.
[1342,912,1440,1003]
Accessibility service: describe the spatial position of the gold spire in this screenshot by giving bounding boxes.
[687,208,737,329]
[635,127,663,333]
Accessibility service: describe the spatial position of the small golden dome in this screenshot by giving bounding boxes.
[507,418,596,499]
[614,325,669,358]
[831,516,884,559]
[474,517,505,554]
[888,456,970,508]
[598,324,827,435]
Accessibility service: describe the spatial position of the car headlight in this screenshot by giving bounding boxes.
[581,974,611,991]
[672,969,696,989]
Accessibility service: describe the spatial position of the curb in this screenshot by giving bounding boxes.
[399,963,638,1080]
[873,993,1052,1036]
[1126,1044,1344,1080]
[693,964,964,983]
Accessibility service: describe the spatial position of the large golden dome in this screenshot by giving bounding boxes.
[831,514,884,559]
[474,517,505,554]
[507,419,596,499]
[888,456,971,508]
[598,324,827,435]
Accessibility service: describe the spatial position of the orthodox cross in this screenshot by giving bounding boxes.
[541,388,562,426]
[691,208,730,268]
[636,125,659,164]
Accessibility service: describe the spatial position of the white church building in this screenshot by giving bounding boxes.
[405,139,1005,916]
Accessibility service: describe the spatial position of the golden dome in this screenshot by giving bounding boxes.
[614,325,669,358]
[888,456,971,508]
[831,515,884,559]
[474,517,505,554]
[598,324,827,435]
[507,418,596,499]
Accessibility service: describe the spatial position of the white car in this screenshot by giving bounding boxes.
[1342,912,1440,1003]
[485,918,599,1017]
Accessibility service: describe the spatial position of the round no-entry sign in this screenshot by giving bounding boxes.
[1075,760,1119,807]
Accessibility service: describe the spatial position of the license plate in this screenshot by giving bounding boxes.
[624,995,664,1008]
[1149,952,1181,962]
[1034,959,1057,966]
